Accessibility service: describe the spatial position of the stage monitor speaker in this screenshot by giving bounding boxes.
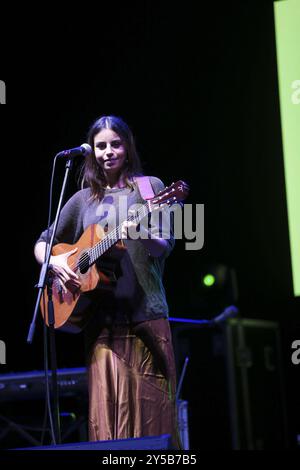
[17,434,173,450]
[171,318,288,450]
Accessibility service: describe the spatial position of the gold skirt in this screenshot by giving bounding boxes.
[87,317,180,448]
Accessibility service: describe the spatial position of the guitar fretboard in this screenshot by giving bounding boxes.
[77,201,150,273]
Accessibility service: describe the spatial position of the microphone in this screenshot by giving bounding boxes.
[212,305,239,325]
[57,143,92,159]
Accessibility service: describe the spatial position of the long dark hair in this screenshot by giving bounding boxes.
[80,115,143,201]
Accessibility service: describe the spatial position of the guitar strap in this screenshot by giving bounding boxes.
[134,176,155,201]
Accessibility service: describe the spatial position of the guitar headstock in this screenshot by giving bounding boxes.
[151,180,189,207]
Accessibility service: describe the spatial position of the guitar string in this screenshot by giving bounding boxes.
[49,185,186,293]
[83,203,149,268]
[70,191,179,273]
[54,186,182,278]
[70,202,150,273]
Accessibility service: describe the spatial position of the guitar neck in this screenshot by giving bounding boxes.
[88,201,150,266]
[79,179,189,270]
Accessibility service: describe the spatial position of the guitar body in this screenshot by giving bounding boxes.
[40,224,126,333]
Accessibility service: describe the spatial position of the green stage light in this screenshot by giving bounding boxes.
[202,274,216,287]
[189,264,238,317]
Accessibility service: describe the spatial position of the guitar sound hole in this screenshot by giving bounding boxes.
[78,252,90,274]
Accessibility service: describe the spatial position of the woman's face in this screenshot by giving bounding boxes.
[94,128,127,175]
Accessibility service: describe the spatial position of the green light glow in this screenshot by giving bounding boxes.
[203,274,216,287]
[274,0,300,296]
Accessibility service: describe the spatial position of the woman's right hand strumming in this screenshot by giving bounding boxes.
[34,242,81,294]
[49,248,81,294]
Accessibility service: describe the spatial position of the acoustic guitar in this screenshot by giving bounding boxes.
[40,180,189,332]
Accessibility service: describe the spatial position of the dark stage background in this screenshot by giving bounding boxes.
[1,1,299,450]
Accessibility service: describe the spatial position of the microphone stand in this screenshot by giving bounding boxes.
[27,157,74,445]
[169,305,239,328]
